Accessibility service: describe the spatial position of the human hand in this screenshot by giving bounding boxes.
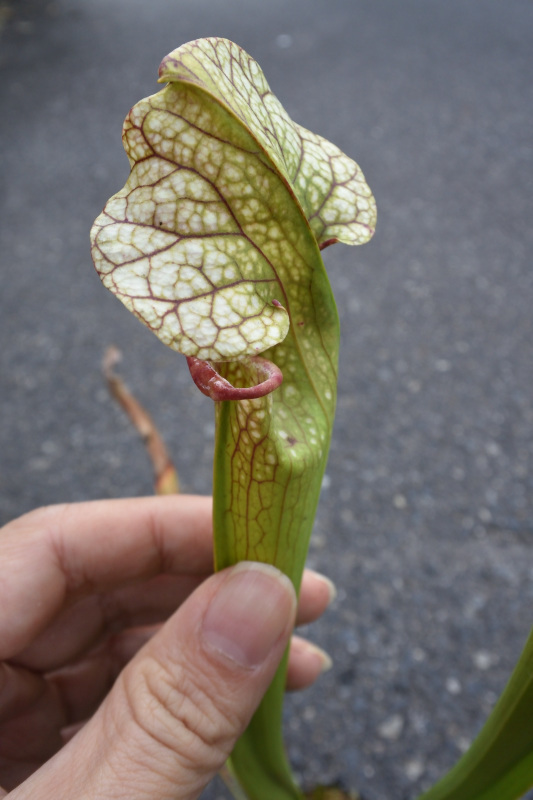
[0,495,335,799]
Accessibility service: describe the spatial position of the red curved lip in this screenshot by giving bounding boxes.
[186,356,283,401]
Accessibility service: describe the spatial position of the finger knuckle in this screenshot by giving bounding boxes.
[122,655,238,779]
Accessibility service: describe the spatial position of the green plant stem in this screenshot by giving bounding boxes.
[212,383,332,799]
[229,656,302,800]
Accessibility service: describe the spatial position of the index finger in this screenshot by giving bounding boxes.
[0,495,213,659]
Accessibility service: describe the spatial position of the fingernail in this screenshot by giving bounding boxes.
[202,562,297,669]
[304,641,333,673]
[313,571,337,606]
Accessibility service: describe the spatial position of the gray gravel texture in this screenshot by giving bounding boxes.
[1,1,533,799]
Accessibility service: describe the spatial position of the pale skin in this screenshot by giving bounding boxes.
[0,495,334,799]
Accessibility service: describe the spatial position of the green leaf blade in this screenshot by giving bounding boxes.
[419,627,533,800]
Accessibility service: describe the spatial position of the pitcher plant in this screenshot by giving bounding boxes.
[91,37,376,799]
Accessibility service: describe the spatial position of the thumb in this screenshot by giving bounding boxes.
[10,562,297,800]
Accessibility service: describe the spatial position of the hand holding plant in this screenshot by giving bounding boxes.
[0,495,333,799]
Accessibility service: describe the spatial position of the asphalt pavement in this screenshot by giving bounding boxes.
[1,1,533,799]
